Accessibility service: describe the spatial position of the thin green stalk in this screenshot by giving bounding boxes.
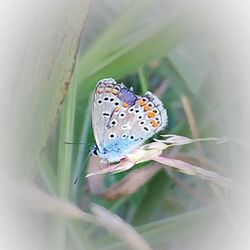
[56,64,78,250]
[138,67,149,93]
[38,152,58,194]
[57,86,77,198]
[72,96,93,200]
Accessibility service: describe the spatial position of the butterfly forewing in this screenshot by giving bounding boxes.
[92,79,122,148]
[107,102,153,143]
[92,78,168,163]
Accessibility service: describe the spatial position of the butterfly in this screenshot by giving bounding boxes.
[92,78,167,163]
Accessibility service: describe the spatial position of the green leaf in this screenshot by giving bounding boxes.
[9,1,90,176]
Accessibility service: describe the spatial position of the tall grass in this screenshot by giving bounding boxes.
[26,1,239,249]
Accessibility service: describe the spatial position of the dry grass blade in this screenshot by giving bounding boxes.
[156,134,229,145]
[86,134,235,190]
[87,155,106,194]
[153,156,236,190]
[11,182,95,223]
[86,159,135,177]
[181,95,203,156]
[91,204,152,250]
[100,165,162,200]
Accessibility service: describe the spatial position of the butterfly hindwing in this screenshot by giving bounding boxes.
[107,91,167,141]
[92,78,168,163]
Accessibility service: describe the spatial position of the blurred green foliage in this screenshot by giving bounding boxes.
[37,1,235,249]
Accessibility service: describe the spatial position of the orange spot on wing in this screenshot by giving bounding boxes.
[144,104,152,111]
[148,111,156,118]
[139,99,147,106]
[115,107,121,112]
[122,102,129,108]
[112,88,119,95]
[97,84,105,94]
[105,85,113,93]
[150,119,159,128]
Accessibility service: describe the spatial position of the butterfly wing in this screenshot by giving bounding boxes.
[92,78,122,149]
[106,91,167,145]
[92,78,168,163]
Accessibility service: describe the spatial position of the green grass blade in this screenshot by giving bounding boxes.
[78,0,156,80]
[138,67,149,94]
[10,2,90,175]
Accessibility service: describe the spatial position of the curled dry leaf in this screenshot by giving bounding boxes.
[91,204,152,250]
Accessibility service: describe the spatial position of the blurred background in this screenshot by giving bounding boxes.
[1,0,250,249]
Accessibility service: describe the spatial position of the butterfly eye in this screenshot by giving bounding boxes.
[109,133,116,139]
[97,99,102,105]
[130,135,134,139]
[122,134,127,138]
[110,98,114,102]
[93,148,98,155]
[114,102,120,106]
[138,115,143,120]
[104,97,109,101]
[143,126,149,131]
[135,109,140,113]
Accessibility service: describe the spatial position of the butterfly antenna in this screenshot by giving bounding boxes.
[64,141,85,145]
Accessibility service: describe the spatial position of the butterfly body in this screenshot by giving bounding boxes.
[95,136,142,163]
[92,78,167,163]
